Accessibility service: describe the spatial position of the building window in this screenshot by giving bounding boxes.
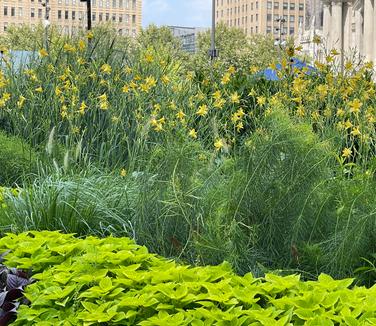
[11,7,15,16]
[72,10,75,19]
[290,15,295,23]
[65,10,68,19]
[132,14,136,24]
[119,14,122,22]
[58,9,62,19]
[106,0,109,7]
[99,12,103,21]
[290,3,295,10]
[132,0,136,9]
[112,14,116,21]
[267,13,272,22]
[290,27,294,35]
[283,2,288,10]
[18,7,23,16]
[299,3,304,10]
[3,6,8,16]
[267,1,272,9]
[38,8,42,18]
[112,0,116,7]
[105,12,109,20]
[119,0,123,7]
[274,2,279,9]
[92,12,96,21]
[30,8,35,17]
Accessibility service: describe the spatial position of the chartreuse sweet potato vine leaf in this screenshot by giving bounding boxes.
[0,231,373,325]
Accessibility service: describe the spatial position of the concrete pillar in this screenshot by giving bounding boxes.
[323,2,331,47]
[374,3,376,62]
[354,8,363,57]
[331,1,343,51]
[363,0,374,61]
[343,3,352,53]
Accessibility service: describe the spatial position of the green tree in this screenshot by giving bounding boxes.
[194,23,278,70]
[137,25,184,56]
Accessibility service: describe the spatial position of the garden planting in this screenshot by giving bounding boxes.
[0,25,374,324]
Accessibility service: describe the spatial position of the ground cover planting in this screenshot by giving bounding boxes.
[0,231,374,325]
[0,24,375,323]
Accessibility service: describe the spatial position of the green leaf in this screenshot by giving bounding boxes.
[99,277,113,292]
[306,317,334,326]
[294,308,316,320]
[81,301,98,313]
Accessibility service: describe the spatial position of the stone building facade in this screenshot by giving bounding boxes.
[323,0,376,61]
[0,0,142,36]
[216,0,306,40]
[305,0,323,28]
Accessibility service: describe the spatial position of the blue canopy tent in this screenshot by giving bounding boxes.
[258,58,316,81]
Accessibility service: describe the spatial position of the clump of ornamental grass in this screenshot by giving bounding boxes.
[0,170,138,237]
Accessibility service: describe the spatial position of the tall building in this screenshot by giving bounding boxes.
[0,0,142,36]
[216,0,306,41]
[169,26,208,53]
[323,0,376,62]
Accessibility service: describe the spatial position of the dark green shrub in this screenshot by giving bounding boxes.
[0,131,37,186]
